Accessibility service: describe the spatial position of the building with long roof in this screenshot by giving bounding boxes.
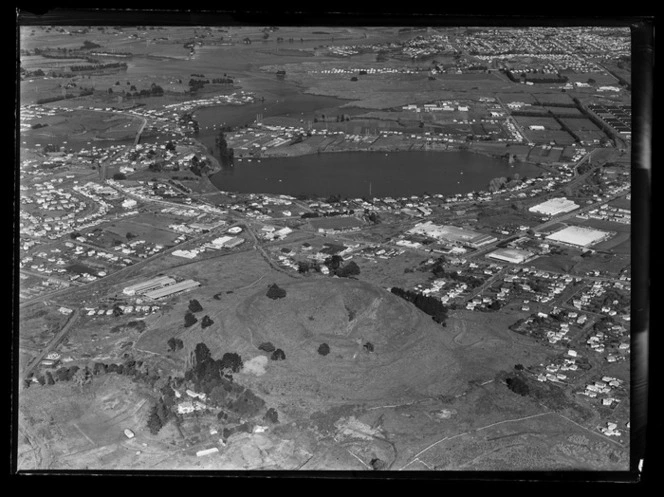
[143,279,200,299]
[545,225,612,248]
[529,197,580,217]
[123,275,176,296]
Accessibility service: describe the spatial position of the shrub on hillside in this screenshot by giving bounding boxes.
[188,299,203,313]
[220,352,243,373]
[167,337,184,352]
[184,311,198,328]
[270,348,286,361]
[505,376,530,396]
[266,283,287,300]
[264,407,279,424]
[317,343,330,356]
[258,342,276,353]
[201,315,214,328]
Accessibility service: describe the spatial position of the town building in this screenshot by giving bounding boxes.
[528,197,580,217]
[143,279,200,299]
[545,226,612,248]
[486,247,534,264]
[123,276,176,296]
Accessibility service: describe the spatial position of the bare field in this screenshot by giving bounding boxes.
[18,374,160,470]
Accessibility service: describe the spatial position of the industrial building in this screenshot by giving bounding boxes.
[123,275,176,296]
[408,222,497,248]
[209,235,245,249]
[143,279,200,300]
[529,197,580,217]
[545,225,612,248]
[486,247,534,264]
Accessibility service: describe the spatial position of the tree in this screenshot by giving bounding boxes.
[93,362,107,375]
[258,342,276,353]
[167,337,184,352]
[264,407,279,424]
[324,255,343,272]
[266,283,287,300]
[72,366,93,391]
[506,376,530,396]
[192,342,211,367]
[370,458,387,470]
[112,172,127,180]
[184,311,198,328]
[336,261,360,278]
[363,342,374,353]
[270,349,286,361]
[201,315,214,328]
[45,371,55,385]
[146,405,164,435]
[220,352,243,373]
[317,343,330,356]
[188,299,203,313]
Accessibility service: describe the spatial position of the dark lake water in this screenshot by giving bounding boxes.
[209,151,544,198]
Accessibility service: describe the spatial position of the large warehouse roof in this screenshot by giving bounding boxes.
[486,248,534,264]
[408,222,497,247]
[529,197,579,217]
[123,275,175,295]
[143,279,200,299]
[545,225,611,247]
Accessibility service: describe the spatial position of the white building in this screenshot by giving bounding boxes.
[528,197,579,217]
[546,226,612,248]
[486,248,533,264]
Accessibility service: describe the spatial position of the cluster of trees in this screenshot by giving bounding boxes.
[36,95,74,105]
[503,69,568,84]
[25,356,163,391]
[365,211,380,224]
[505,375,530,396]
[215,131,234,166]
[266,283,287,300]
[488,174,522,193]
[323,255,361,278]
[189,155,211,177]
[41,143,60,154]
[182,344,268,420]
[431,263,484,290]
[390,287,448,324]
[167,337,184,352]
[126,83,164,98]
[70,62,128,72]
[81,40,102,49]
[184,311,198,328]
[257,342,286,360]
[188,299,203,313]
[201,315,214,328]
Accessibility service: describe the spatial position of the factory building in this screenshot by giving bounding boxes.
[529,197,580,217]
[545,226,612,248]
[209,235,245,249]
[123,275,176,296]
[486,247,534,264]
[408,222,497,248]
[143,279,200,300]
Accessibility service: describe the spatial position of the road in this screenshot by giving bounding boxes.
[533,188,629,233]
[19,221,232,308]
[21,307,80,382]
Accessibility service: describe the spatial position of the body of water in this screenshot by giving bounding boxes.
[209,151,544,198]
